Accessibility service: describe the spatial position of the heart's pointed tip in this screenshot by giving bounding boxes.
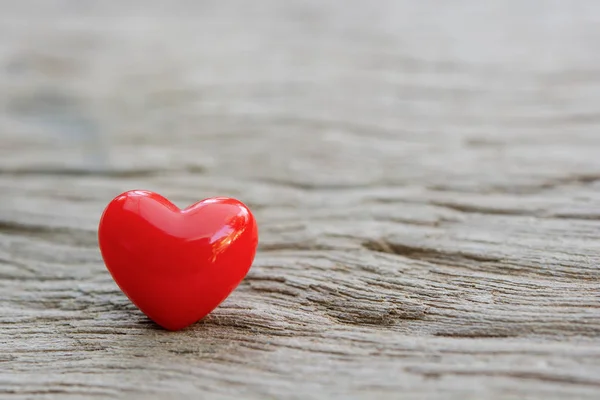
[159,320,202,332]
[161,325,188,332]
[150,317,193,332]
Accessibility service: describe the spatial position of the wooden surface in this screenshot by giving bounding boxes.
[1,1,600,399]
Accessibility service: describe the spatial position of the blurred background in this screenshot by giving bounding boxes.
[1,0,600,225]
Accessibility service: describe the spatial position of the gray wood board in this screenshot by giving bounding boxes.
[1,1,600,399]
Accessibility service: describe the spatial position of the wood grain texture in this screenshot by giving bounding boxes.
[1,1,600,399]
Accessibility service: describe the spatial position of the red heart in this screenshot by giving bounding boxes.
[98,190,258,331]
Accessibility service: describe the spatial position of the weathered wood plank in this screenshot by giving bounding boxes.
[1,1,600,399]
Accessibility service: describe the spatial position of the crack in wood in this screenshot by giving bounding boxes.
[362,239,502,264]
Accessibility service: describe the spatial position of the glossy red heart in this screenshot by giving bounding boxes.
[98,190,258,331]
